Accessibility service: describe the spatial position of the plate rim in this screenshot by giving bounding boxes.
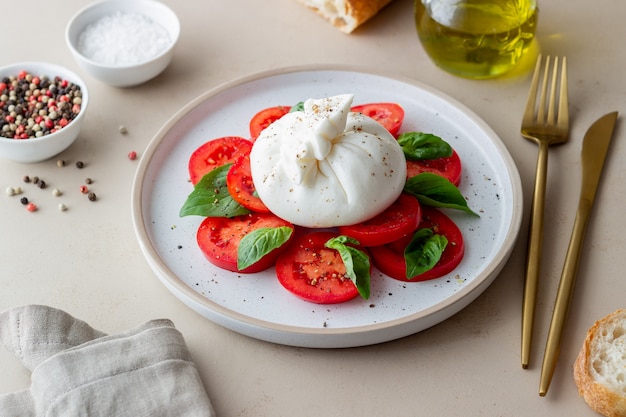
[131,64,524,346]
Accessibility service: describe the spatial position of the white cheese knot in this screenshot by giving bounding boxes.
[250,94,407,228]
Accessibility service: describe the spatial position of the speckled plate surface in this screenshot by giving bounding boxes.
[131,66,523,348]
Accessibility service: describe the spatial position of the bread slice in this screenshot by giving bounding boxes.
[574,309,626,417]
[295,0,394,33]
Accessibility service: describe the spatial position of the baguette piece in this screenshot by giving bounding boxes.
[574,309,626,417]
[295,0,394,33]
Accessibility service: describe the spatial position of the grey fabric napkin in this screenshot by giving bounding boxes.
[0,305,216,417]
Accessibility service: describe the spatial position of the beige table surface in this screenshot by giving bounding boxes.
[2,0,625,415]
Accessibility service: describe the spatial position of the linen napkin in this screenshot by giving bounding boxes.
[0,305,216,417]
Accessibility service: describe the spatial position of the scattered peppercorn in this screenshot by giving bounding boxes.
[85,178,93,184]
[80,185,89,194]
[128,151,137,160]
[58,203,68,211]
[26,202,37,212]
[37,180,46,189]
[76,161,84,168]
[57,159,66,167]
[23,175,31,183]
[5,186,15,196]
[52,188,62,197]
[87,192,96,201]
[20,197,28,205]
[119,125,128,134]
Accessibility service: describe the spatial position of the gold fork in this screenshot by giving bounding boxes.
[520,55,569,369]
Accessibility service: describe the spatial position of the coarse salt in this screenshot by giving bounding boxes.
[77,12,171,66]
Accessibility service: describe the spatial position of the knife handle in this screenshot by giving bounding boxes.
[539,197,593,396]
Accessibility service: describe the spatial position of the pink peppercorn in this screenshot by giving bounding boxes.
[128,151,137,160]
[26,202,37,212]
[80,185,89,194]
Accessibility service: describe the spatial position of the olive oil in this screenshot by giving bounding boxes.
[415,0,538,79]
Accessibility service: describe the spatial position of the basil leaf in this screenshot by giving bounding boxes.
[289,102,304,112]
[237,226,293,270]
[404,228,448,279]
[179,164,250,218]
[325,236,371,300]
[397,132,453,161]
[404,172,479,216]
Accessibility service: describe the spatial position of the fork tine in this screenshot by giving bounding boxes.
[523,54,543,126]
[537,55,551,124]
[547,57,559,124]
[557,57,569,129]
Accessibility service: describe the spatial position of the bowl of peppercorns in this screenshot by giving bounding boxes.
[0,62,89,163]
[65,0,180,88]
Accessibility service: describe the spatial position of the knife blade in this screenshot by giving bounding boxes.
[539,111,619,396]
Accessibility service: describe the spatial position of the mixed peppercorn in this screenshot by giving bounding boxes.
[0,70,83,139]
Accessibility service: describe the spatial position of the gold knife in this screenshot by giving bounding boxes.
[539,111,619,396]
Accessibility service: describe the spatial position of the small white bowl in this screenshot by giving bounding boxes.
[65,0,180,88]
[0,62,89,163]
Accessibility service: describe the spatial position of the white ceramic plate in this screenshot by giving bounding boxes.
[131,66,523,348]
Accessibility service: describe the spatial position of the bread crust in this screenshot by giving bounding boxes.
[296,0,394,33]
[574,309,626,417]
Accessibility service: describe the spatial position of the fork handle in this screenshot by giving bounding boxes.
[521,141,550,368]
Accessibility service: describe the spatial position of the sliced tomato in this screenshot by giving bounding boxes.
[369,207,464,282]
[226,153,270,213]
[406,149,462,187]
[350,103,405,137]
[196,212,294,274]
[338,193,422,247]
[188,136,253,185]
[249,105,291,140]
[275,231,367,304]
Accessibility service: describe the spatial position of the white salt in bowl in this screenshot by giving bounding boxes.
[65,0,180,88]
[0,62,89,163]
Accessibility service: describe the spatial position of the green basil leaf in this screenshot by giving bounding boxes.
[179,164,250,218]
[405,228,448,279]
[325,235,371,300]
[289,101,304,112]
[404,172,479,216]
[397,132,453,161]
[237,226,293,270]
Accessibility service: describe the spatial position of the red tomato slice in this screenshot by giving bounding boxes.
[338,193,422,247]
[226,153,270,213]
[275,231,366,304]
[350,103,405,137]
[196,212,294,274]
[188,136,253,185]
[249,105,291,140]
[406,149,462,187]
[369,207,464,282]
